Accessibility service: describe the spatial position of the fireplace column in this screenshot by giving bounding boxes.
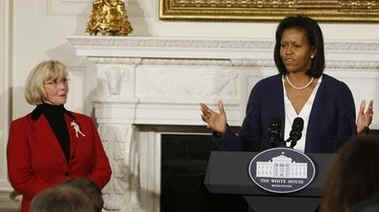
[87,57,143,212]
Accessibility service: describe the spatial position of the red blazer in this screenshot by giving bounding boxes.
[7,111,112,212]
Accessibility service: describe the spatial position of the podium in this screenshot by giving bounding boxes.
[204,151,333,212]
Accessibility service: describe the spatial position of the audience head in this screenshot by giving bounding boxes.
[274,15,325,78]
[63,178,104,212]
[30,185,96,212]
[350,195,379,212]
[25,60,68,105]
[321,135,379,212]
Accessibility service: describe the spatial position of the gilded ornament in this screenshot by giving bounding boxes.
[160,0,379,22]
[86,0,133,36]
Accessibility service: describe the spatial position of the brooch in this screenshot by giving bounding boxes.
[70,120,86,138]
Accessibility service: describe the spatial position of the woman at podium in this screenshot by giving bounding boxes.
[200,15,373,153]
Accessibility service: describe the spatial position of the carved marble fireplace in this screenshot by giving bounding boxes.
[67,36,379,212]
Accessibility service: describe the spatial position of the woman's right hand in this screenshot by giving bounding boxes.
[356,100,374,135]
[200,100,227,136]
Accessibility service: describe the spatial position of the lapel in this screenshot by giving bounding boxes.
[273,75,286,139]
[31,112,79,163]
[64,113,78,162]
[279,77,285,139]
[306,74,326,149]
[32,115,67,162]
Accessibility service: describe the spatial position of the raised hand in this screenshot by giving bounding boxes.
[200,100,227,135]
[357,100,374,135]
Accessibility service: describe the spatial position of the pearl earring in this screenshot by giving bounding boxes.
[310,55,314,59]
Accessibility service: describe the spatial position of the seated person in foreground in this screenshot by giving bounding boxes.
[321,135,379,212]
[63,178,104,212]
[30,184,96,212]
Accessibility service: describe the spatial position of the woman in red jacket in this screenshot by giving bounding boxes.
[7,60,112,212]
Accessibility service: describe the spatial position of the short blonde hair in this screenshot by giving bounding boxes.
[25,60,68,105]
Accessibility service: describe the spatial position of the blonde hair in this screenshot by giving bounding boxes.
[25,60,68,105]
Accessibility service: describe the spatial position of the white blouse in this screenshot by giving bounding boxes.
[282,75,322,152]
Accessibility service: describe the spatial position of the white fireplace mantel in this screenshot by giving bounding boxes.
[68,35,379,63]
[67,35,379,212]
[67,36,273,59]
[68,35,379,124]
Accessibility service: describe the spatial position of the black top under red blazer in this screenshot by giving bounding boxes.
[7,111,112,212]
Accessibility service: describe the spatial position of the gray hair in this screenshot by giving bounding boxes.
[63,178,104,212]
[30,185,96,212]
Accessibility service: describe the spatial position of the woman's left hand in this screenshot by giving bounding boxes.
[357,100,374,135]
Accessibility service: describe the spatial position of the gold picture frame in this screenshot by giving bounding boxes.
[159,0,379,22]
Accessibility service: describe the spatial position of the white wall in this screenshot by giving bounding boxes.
[10,0,379,118]
[0,0,11,190]
[0,0,5,188]
[2,0,379,190]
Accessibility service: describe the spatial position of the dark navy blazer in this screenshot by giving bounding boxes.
[219,74,356,153]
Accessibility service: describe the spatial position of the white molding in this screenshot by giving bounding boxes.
[0,179,12,191]
[1,0,10,188]
[67,36,274,59]
[67,36,379,68]
[0,191,19,210]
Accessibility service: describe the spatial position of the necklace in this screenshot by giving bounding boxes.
[286,75,314,90]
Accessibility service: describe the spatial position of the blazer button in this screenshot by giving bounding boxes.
[65,172,70,177]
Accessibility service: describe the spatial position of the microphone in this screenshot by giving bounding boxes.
[285,117,304,148]
[268,118,283,148]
